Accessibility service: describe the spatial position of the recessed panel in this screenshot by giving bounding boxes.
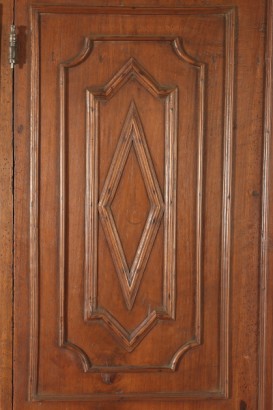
[29,5,234,400]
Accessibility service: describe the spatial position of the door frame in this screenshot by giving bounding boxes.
[259,0,273,408]
[0,0,273,408]
[0,0,14,409]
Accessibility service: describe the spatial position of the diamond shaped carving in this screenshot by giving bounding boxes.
[84,58,178,351]
[111,147,150,268]
[98,101,164,309]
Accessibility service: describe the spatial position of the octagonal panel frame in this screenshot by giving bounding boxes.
[84,57,178,353]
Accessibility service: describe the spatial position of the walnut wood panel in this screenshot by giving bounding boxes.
[25,5,234,401]
[12,0,269,408]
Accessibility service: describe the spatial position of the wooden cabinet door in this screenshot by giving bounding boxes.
[13,0,273,409]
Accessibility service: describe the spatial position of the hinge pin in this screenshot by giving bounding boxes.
[9,25,17,69]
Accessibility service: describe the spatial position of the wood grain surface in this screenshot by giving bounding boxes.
[10,0,273,409]
[0,1,13,409]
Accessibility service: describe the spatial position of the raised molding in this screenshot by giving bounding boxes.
[84,58,177,352]
[218,9,235,398]
[58,37,93,359]
[62,47,203,366]
[29,5,235,401]
[30,4,236,15]
[258,0,273,409]
[98,101,165,308]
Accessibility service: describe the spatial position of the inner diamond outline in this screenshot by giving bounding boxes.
[98,101,164,310]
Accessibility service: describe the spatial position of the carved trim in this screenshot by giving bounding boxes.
[29,8,40,401]
[31,390,226,402]
[219,9,235,398]
[63,49,203,367]
[31,5,235,16]
[29,5,235,401]
[59,37,93,353]
[166,37,205,371]
[83,58,178,353]
[258,0,273,409]
[98,101,164,308]
[91,57,174,99]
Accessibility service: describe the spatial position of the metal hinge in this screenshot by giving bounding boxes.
[9,25,17,68]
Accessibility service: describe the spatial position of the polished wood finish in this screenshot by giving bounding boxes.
[0,1,14,409]
[27,4,234,401]
[11,0,273,409]
[259,0,273,408]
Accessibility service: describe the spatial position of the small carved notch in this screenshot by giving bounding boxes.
[101,373,116,385]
